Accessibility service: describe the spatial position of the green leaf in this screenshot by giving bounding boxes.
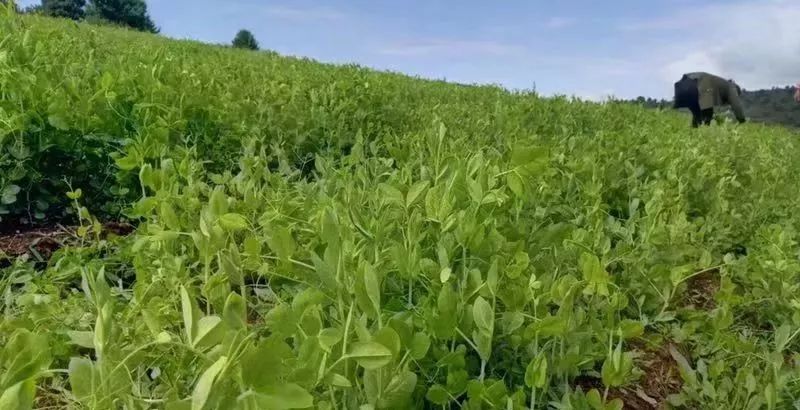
[48,114,69,130]
[1,185,20,205]
[406,181,429,208]
[0,380,35,410]
[501,311,525,336]
[222,293,246,330]
[439,267,452,283]
[66,188,82,200]
[774,324,793,352]
[180,286,197,342]
[245,384,314,409]
[586,389,604,410]
[373,326,401,359]
[510,145,548,173]
[379,370,418,409]
[363,262,381,316]
[218,213,249,231]
[68,357,95,403]
[1,329,51,388]
[606,399,624,410]
[524,353,548,388]
[191,356,227,410]
[346,342,392,370]
[426,384,450,405]
[318,328,342,352]
[156,331,172,344]
[208,187,228,217]
[192,316,225,350]
[328,373,351,388]
[410,332,431,360]
[506,172,524,197]
[266,227,295,262]
[66,331,95,349]
[619,319,644,340]
[579,252,609,296]
[161,202,180,230]
[472,296,494,334]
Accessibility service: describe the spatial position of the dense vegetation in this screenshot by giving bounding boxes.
[631,86,800,128]
[15,0,158,32]
[3,8,800,410]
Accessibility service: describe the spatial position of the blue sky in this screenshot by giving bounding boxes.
[19,0,800,99]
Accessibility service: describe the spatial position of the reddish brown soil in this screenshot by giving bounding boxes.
[683,269,720,310]
[575,342,685,409]
[0,222,134,261]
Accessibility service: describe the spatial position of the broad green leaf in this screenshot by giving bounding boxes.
[1,185,20,205]
[379,370,417,409]
[774,324,793,352]
[161,202,180,230]
[266,227,296,262]
[328,373,351,388]
[410,332,431,360]
[426,384,450,405]
[373,326,401,359]
[579,252,609,296]
[191,356,227,410]
[1,329,51,388]
[347,342,392,370]
[192,316,225,349]
[68,357,95,403]
[222,293,246,330]
[363,262,381,316]
[180,286,197,342]
[0,379,35,410]
[318,328,342,352]
[501,311,525,335]
[406,181,429,208]
[619,320,644,340]
[439,267,452,283]
[606,399,624,410]
[506,172,524,197]
[248,384,313,409]
[66,331,95,349]
[472,296,494,334]
[241,337,293,389]
[524,354,547,388]
[208,187,228,217]
[218,213,249,231]
[586,389,603,410]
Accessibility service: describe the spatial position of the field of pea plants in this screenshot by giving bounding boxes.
[3,7,800,410]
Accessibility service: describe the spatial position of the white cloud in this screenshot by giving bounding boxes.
[624,0,800,90]
[378,39,525,57]
[544,17,576,29]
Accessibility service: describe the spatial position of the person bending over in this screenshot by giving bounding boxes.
[673,72,746,128]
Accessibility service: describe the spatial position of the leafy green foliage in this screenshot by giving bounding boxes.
[3,9,800,410]
[41,0,85,20]
[232,29,258,51]
[87,0,157,32]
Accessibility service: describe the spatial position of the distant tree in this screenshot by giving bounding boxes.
[87,0,158,33]
[232,29,259,50]
[42,0,86,20]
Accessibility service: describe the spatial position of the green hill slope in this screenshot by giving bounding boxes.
[3,9,800,409]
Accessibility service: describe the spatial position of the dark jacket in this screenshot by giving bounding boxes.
[684,72,745,122]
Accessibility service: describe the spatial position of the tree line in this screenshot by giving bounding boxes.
[628,86,800,129]
[8,0,158,33]
[4,0,259,50]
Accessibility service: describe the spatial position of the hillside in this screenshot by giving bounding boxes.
[3,10,800,410]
